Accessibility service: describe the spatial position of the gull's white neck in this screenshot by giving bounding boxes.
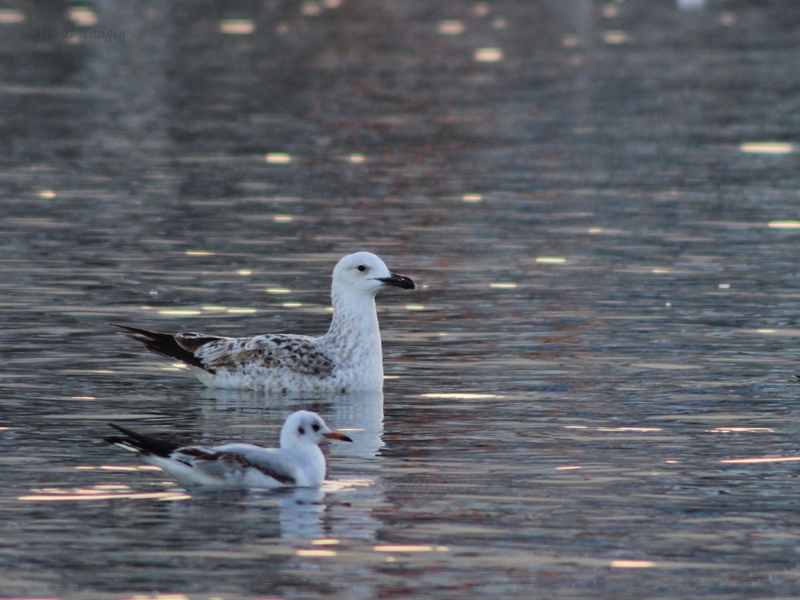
[323,289,383,383]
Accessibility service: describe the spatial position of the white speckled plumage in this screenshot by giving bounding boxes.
[104,410,353,489]
[116,252,415,392]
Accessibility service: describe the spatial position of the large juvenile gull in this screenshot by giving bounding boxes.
[103,410,352,489]
[115,252,415,392]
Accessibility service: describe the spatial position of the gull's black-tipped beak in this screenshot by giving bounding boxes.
[377,272,416,290]
[323,431,353,443]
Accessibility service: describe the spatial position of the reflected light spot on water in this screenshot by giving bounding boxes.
[312,538,340,545]
[0,8,25,23]
[651,268,670,274]
[219,19,254,34]
[708,427,775,433]
[490,282,517,289]
[603,30,630,44]
[474,2,490,17]
[421,393,501,399]
[556,466,582,471]
[768,220,800,229]
[38,189,56,199]
[282,302,302,308]
[68,7,97,26]
[602,4,620,18]
[348,153,366,163]
[267,288,291,294]
[237,269,251,276]
[721,456,800,464]
[405,304,425,311]
[536,256,566,264]
[297,548,337,557]
[492,17,507,29]
[740,142,794,154]
[185,250,214,256]
[266,152,292,164]
[302,2,322,16]
[158,310,202,316]
[374,545,435,553]
[597,427,662,432]
[474,47,503,62]
[227,308,257,314]
[438,20,465,35]
[718,283,730,289]
[71,396,95,400]
[463,193,483,202]
[611,560,655,569]
[562,34,580,48]
[274,214,293,222]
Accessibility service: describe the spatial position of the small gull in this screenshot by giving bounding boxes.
[103,410,352,489]
[114,252,415,392]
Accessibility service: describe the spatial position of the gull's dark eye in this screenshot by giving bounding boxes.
[357,265,366,272]
[312,422,320,432]
[298,426,305,435]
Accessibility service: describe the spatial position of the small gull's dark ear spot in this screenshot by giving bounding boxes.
[312,422,320,432]
[298,426,305,435]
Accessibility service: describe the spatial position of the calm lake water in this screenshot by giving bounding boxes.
[3,0,800,598]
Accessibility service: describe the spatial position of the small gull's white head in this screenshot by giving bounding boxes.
[331,252,415,299]
[279,410,352,449]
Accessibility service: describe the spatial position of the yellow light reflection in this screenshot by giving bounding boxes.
[768,220,800,229]
[651,268,670,274]
[185,250,214,256]
[71,396,96,400]
[740,142,794,154]
[68,7,97,26]
[438,20,465,35]
[421,393,501,399]
[603,30,630,44]
[556,466,582,470]
[0,8,25,23]
[19,491,189,502]
[237,269,252,276]
[274,214,293,222]
[267,287,292,294]
[597,427,662,432]
[474,47,503,62]
[611,560,655,568]
[283,302,302,308]
[405,304,425,311]
[463,193,483,202]
[297,548,337,556]
[227,308,257,314]
[266,152,292,164]
[38,189,56,199]
[490,282,517,289]
[722,456,800,464]
[374,545,434,552]
[348,153,366,163]
[219,19,254,34]
[157,310,202,316]
[536,256,566,264]
[708,427,774,433]
[301,2,322,16]
[311,538,340,545]
[718,283,730,289]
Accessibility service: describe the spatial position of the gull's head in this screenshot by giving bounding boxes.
[280,410,353,448]
[332,252,415,299]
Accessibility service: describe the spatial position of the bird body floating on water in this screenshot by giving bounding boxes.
[104,410,352,489]
[115,252,415,392]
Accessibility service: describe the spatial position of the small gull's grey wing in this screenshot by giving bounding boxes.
[188,444,299,485]
[197,334,335,378]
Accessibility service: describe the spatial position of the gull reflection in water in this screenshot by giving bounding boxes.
[203,390,385,459]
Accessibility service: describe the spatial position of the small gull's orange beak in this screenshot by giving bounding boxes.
[323,431,353,443]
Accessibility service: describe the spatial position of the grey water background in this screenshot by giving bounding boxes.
[3,0,800,598]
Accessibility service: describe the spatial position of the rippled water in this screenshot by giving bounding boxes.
[3,0,800,598]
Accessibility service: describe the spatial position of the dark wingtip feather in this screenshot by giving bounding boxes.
[111,323,210,371]
[104,422,182,457]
